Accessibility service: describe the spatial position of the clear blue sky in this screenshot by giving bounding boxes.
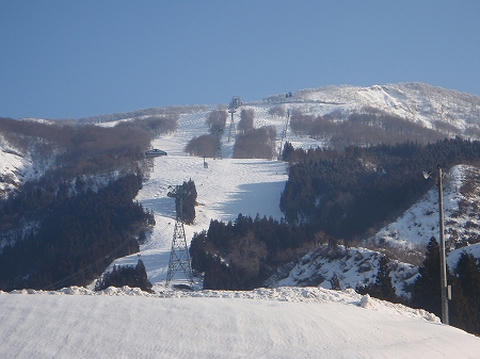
[1,0,479,119]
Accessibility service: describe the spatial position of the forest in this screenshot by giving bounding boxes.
[290,107,445,149]
[281,138,480,240]
[0,173,154,291]
[189,137,480,336]
[190,214,318,290]
[0,116,178,290]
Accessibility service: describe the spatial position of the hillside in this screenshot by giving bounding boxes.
[99,83,480,288]
[370,164,480,253]
[1,286,480,358]
[267,244,418,298]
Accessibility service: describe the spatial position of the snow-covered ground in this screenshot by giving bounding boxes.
[371,165,480,255]
[0,136,35,198]
[106,110,288,286]
[2,286,480,359]
[263,82,480,135]
[103,85,480,286]
[268,245,418,297]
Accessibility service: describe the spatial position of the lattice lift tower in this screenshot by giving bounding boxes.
[165,187,194,287]
[227,96,242,142]
[277,109,291,159]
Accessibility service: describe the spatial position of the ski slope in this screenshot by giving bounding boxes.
[2,286,480,359]
[106,110,288,286]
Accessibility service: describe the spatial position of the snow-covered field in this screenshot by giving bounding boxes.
[2,286,480,359]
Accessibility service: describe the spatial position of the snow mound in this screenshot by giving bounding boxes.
[2,286,479,358]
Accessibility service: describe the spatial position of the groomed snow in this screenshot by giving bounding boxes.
[105,110,288,286]
[1,286,479,358]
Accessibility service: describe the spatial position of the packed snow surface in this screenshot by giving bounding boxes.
[2,286,480,358]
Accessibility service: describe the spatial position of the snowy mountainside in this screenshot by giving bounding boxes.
[104,109,288,286]
[266,244,418,297]
[0,135,49,198]
[91,82,480,151]
[370,164,480,254]
[2,286,480,358]
[262,82,480,136]
[100,84,480,287]
[266,164,480,291]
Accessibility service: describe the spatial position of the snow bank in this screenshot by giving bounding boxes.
[1,286,479,358]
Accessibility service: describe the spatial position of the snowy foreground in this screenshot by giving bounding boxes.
[1,286,480,358]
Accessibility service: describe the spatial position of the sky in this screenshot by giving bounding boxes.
[1,0,479,119]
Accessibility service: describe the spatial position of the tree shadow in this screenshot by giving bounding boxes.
[216,181,285,220]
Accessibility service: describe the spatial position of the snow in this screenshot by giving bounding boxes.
[4,83,480,357]
[1,286,479,358]
[0,135,36,198]
[273,83,480,135]
[371,165,480,253]
[105,110,288,286]
[268,245,418,297]
[447,242,480,269]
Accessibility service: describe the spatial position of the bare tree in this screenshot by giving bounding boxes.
[268,105,285,118]
[238,109,254,133]
[185,134,217,157]
[206,110,227,135]
[233,126,276,159]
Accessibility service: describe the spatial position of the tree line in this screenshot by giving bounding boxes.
[290,107,445,149]
[0,115,177,179]
[0,173,154,291]
[190,214,321,290]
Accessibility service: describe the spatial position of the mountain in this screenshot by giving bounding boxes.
[2,82,480,355]
[370,164,480,254]
[3,82,480,288]
[262,82,480,138]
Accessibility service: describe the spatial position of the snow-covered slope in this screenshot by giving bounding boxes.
[262,82,480,136]
[105,110,288,286]
[2,286,480,358]
[267,244,418,297]
[101,83,480,287]
[0,135,38,198]
[371,165,480,254]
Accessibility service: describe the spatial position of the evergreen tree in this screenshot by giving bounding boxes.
[451,252,480,334]
[281,141,295,162]
[412,237,441,316]
[95,259,152,292]
[357,255,397,302]
[170,180,197,224]
[373,256,397,302]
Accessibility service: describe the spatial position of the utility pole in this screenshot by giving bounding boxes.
[437,166,449,325]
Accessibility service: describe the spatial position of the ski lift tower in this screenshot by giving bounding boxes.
[277,109,291,160]
[227,96,242,142]
[165,187,194,287]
